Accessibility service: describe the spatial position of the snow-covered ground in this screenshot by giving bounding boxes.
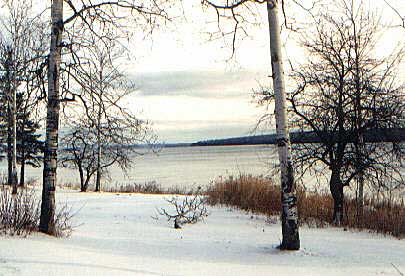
[0,191,404,276]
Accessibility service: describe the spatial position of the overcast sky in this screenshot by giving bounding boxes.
[120,0,404,143]
[3,0,403,143]
[123,1,272,143]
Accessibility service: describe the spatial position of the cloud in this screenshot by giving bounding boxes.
[130,70,268,99]
[154,120,258,143]
[128,94,265,123]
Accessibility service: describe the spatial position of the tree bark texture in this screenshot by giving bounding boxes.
[5,49,18,192]
[95,69,103,192]
[7,112,12,186]
[39,0,63,235]
[11,75,18,194]
[267,0,300,250]
[20,146,25,187]
[330,170,344,225]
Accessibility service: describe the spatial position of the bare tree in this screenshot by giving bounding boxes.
[202,0,300,250]
[258,0,404,225]
[60,125,97,192]
[60,112,152,192]
[0,0,48,194]
[1,48,18,194]
[61,34,154,192]
[40,0,172,235]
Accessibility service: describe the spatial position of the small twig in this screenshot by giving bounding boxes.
[391,263,404,276]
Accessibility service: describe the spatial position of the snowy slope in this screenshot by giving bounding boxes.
[0,191,404,276]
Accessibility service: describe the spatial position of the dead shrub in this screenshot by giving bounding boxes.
[54,203,75,237]
[0,186,75,237]
[158,188,209,228]
[0,186,40,236]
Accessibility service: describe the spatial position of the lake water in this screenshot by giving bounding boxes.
[0,145,279,190]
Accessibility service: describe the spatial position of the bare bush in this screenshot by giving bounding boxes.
[158,190,209,229]
[54,203,75,237]
[0,186,40,236]
[0,186,75,237]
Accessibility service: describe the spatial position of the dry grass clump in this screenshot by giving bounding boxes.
[344,198,405,237]
[0,185,75,237]
[107,181,164,193]
[207,175,281,216]
[0,186,40,236]
[207,174,405,238]
[106,181,192,195]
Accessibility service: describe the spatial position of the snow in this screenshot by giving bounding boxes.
[0,191,404,275]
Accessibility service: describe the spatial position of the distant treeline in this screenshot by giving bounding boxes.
[192,128,405,146]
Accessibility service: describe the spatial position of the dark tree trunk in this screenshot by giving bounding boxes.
[95,78,102,192]
[20,151,25,187]
[330,170,344,226]
[7,124,12,186]
[83,176,90,192]
[40,0,63,235]
[355,134,365,224]
[95,165,101,192]
[78,164,85,192]
[19,123,26,187]
[6,63,12,187]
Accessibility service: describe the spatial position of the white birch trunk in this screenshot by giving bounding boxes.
[11,73,18,194]
[95,69,103,192]
[5,49,18,193]
[266,0,300,250]
[39,0,63,235]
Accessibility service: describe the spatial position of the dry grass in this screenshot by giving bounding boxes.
[106,181,193,195]
[0,186,40,236]
[207,175,405,238]
[207,175,282,216]
[0,185,75,237]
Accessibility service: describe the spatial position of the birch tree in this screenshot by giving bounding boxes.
[40,0,63,235]
[40,0,172,235]
[6,49,18,194]
[0,43,19,196]
[0,0,47,194]
[202,0,300,250]
[258,0,404,225]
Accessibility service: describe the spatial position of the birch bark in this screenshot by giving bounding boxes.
[267,0,300,250]
[39,0,63,235]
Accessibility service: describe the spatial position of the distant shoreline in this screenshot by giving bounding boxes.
[131,128,405,148]
[190,128,405,147]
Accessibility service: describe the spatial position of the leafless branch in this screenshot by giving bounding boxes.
[158,191,209,229]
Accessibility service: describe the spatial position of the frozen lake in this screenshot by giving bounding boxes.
[0,145,279,190]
